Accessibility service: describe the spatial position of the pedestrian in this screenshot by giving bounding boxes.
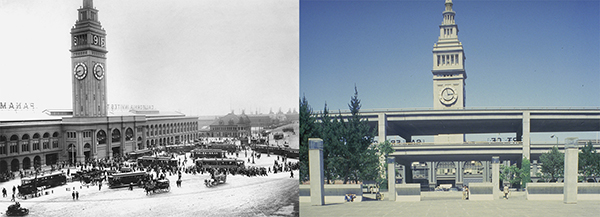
[129,182,133,191]
[2,187,6,197]
[12,186,16,194]
[75,191,79,200]
[72,191,75,200]
[99,182,102,191]
[503,186,510,199]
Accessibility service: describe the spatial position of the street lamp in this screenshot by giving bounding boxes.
[550,134,558,145]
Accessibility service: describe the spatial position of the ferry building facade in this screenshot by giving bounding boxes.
[0,0,200,173]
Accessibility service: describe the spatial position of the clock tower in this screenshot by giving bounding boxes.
[70,0,107,117]
[432,0,466,143]
[432,0,466,110]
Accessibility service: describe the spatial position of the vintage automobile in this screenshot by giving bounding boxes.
[204,171,226,187]
[144,179,170,195]
[6,202,29,216]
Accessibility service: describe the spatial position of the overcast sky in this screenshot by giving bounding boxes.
[0,0,299,116]
[300,0,599,142]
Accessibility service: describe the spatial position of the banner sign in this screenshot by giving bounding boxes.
[107,104,155,111]
[0,102,35,111]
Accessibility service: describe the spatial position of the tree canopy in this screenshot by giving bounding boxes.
[300,86,389,184]
[539,146,564,182]
[579,142,600,182]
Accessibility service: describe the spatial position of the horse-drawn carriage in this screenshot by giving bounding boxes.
[144,179,170,195]
[74,170,105,185]
[6,202,28,216]
[204,171,226,187]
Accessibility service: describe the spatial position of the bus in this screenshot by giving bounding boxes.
[127,149,153,160]
[191,149,226,159]
[206,142,238,153]
[108,171,149,188]
[165,144,196,154]
[137,156,178,167]
[195,158,245,170]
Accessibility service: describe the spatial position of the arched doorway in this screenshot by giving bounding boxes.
[137,137,143,150]
[10,159,19,172]
[84,143,91,161]
[436,161,456,188]
[33,156,42,169]
[0,160,8,173]
[112,147,121,158]
[22,157,31,170]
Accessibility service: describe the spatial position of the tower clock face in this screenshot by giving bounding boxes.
[93,63,105,80]
[73,63,87,80]
[439,87,457,105]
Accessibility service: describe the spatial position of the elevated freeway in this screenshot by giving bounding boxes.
[324,108,600,160]
[391,140,600,163]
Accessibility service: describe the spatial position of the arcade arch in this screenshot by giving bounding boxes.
[112,129,121,143]
[22,157,31,170]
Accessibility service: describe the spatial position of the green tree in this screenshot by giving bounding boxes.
[579,142,600,182]
[520,158,531,188]
[299,95,318,183]
[539,146,564,182]
[340,86,376,183]
[376,140,394,189]
[318,103,342,184]
[500,164,521,188]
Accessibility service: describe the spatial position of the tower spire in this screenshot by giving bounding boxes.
[83,0,93,9]
[432,0,466,110]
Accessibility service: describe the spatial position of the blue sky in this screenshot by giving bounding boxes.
[300,0,600,142]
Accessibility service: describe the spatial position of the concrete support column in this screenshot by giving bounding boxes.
[308,138,324,206]
[387,157,396,201]
[378,113,387,144]
[428,161,437,190]
[455,161,463,188]
[531,160,538,178]
[564,137,578,204]
[522,111,531,160]
[401,162,413,184]
[492,156,500,200]
[482,161,489,182]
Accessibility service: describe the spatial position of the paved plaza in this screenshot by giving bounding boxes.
[300,191,600,217]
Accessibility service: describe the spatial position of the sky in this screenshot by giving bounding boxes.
[0,0,299,117]
[300,0,600,142]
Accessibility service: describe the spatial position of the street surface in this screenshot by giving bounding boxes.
[0,152,298,217]
[301,191,600,217]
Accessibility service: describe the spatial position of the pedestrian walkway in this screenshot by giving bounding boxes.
[300,191,600,217]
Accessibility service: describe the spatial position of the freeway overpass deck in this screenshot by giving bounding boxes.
[324,108,600,159]
[391,140,600,163]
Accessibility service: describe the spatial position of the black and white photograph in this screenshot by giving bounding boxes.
[0,0,299,216]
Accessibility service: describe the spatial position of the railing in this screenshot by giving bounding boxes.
[314,107,600,114]
[393,141,524,146]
